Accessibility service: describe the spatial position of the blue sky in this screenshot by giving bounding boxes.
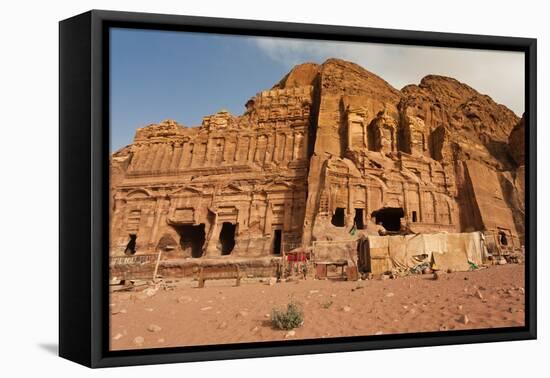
[110,29,291,151]
[110,28,524,151]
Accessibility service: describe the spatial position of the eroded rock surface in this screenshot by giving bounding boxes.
[110,58,525,260]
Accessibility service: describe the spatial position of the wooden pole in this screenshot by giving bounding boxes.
[282,248,286,279]
[152,249,163,282]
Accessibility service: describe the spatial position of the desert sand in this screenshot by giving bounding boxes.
[110,264,525,350]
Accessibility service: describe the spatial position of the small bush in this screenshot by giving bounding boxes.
[321,300,333,309]
[271,302,304,330]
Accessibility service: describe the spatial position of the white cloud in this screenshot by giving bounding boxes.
[254,37,524,116]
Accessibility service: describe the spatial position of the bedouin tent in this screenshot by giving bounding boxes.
[359,232,488,275]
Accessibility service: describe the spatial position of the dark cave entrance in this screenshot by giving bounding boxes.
[499,231,508,246]
[372,207,404,232]
[219,222,236,255]
[331,207,346,227]
[124,234,137,255]
[272,229,282,255]
[354,208,365,229]
[175,224,206,258]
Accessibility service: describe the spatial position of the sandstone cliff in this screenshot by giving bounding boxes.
[110,58,525,259]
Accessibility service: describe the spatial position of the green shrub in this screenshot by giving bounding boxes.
[271,302,304,330]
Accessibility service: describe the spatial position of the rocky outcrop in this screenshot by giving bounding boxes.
[273,62,320,89]
[509,114,525,166]
[110,58,525,260]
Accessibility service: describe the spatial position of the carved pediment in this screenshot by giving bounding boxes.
[170,186,204,196]
[221,182,246,194]
[327,159,349,172]
[263,181,294,192]
[125,189,153,200]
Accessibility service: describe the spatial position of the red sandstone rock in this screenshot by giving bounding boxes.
[109,58,525,263]
[509,114,525,166]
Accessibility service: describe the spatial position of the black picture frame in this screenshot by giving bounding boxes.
[59,9,537,368]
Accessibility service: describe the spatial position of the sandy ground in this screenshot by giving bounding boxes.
[110,264,525,350]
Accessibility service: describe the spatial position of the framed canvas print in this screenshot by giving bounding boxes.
[59,10,536,368]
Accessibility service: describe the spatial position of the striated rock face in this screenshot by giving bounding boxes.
[273,62,320,89]
[509,114,525,166]
[110,58,525,260]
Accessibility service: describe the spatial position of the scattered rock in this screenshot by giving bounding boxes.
[342,306,352,312]
[133,336,144,346]
[147,324,162,332]
[285,330,296,338]
[157,338,165,343]
[177,295,192,303]
[112,333,123,340]
[457,305,463,311]
[439,325,449,331]
[237,310,249,317]
[201,306,213,311]
[385,292,395,298]
[474,290,484,300]
[381,274,390,280]
[218,321,228,330]
[458,314,470,325]
[144,308,154,312]
[309,290,319,294]
[375,331,384,335]
[143,288,157,297]
[264,314,271,318]
[251,326,259,333]
[267,277,277,286]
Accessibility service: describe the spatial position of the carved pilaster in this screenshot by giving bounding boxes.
[169,143,182,172]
